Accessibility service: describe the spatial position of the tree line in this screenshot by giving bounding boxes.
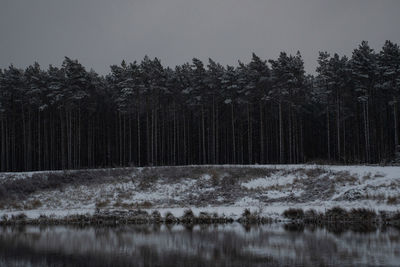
[0,40,399,171]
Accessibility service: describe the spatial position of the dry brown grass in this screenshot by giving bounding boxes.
[95,199,110,208]
[374,172,386,178]
[387,196,398,205]
[117,191,131,199]
[0,168,134,202]
[113,200,153,209]
[363,193,386,202]
[23,199,42,210]
[209,169,220,186]
[362,172,372,180]
[295,167,328,179]
[138,201,153,208]
[7,201,23,210]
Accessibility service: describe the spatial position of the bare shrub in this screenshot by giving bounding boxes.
[304,209,322,222]
[242,208,251,218]
[349,208,376,221]
[12,213,27,221]
[282,208,304,220]
[151,210,162,223]
[164,212,176,224]
[325,207,348,221]
[198,212,212,223]
[181,209,195,223]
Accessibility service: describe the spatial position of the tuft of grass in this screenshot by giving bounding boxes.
[387,196,398,205]
[95,199,110,209]
[209,169,220,186]
[374,172,385,178]
[362,173,372,180]
[139,201,153,208]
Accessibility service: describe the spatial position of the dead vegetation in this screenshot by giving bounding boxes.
[281,207,400,232]
[0,168,134,201]
[387,196,398,205]
[23,199,42,210]
[0,208,237,226]
[0,166,398,212]
[113,201,153,209]
[95,199,110,209]
[335,171,358,184]
[282,208,305,220]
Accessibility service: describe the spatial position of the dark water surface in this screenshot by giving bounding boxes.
[0,223,399,267]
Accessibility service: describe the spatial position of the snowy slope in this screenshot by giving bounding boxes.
[0,164,399,219]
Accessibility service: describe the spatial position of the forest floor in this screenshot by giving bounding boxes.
[0,164,399,220]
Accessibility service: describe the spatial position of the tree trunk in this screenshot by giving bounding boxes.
[231,103,236,163]
[336,93,341,161]
[137,109,141,166]
[247,103,252,164]
[202,105,206,164]
[279,102,284,163]
[327,106,330,161]
[394,101,398,149]
[259,102,264,164]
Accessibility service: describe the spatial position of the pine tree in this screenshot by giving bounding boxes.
[378,41,400,150]
[351,41,378,162]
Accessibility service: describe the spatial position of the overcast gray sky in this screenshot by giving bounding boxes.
[1,0,400,74]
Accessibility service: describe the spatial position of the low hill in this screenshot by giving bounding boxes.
[0,165,399,219]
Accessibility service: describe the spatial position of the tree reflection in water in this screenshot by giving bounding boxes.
[0,223,399,267]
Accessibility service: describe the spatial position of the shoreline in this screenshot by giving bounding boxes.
[1,207,399,230]
[1,164,399,230]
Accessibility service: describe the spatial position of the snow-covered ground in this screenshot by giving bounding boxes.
[0,164,399,220]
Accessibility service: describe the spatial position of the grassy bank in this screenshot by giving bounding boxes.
[1,165,400,222]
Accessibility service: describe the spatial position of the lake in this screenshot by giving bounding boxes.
[0,223,399,266]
